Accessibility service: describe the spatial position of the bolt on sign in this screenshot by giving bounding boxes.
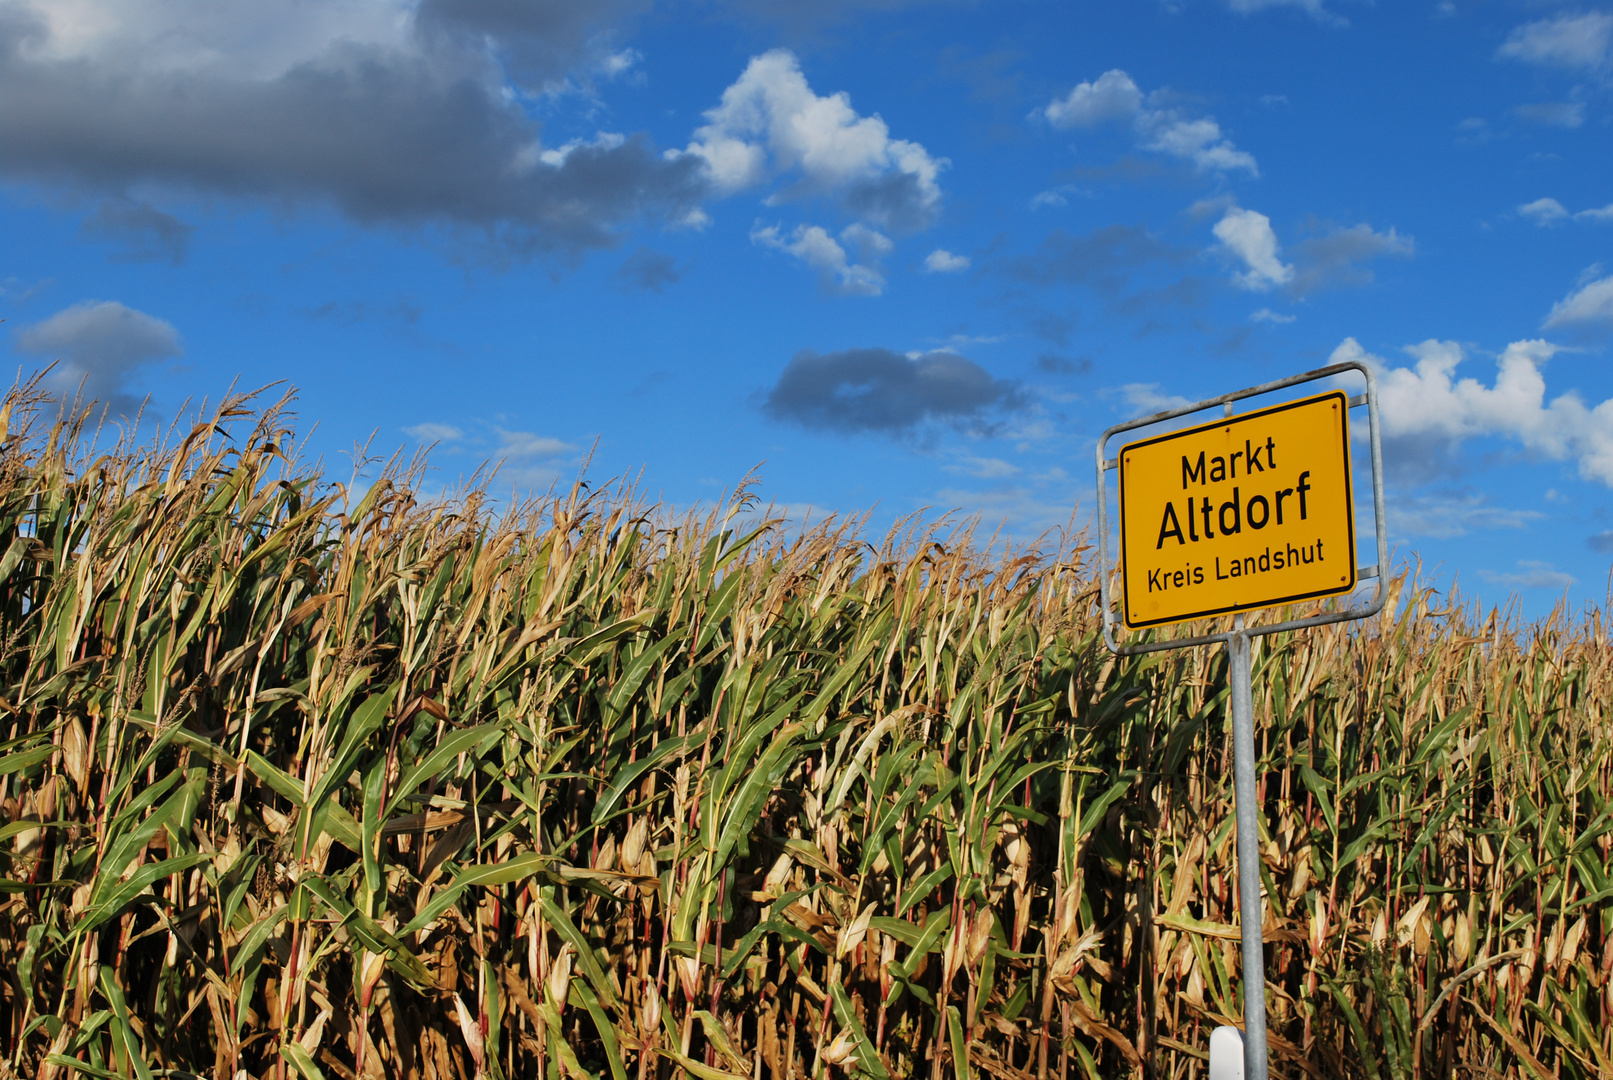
[1117,390,1355,629]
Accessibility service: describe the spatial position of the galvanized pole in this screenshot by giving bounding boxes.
[1095,362,1389,1076]
[1228,612,1268,1080]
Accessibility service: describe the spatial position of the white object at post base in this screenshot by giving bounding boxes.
[1209,1026,1245,1079]
[1093,363,1390,1080]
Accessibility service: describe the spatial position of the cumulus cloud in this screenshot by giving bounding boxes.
[1544,273,1613,331]
[1520,198,1613,226]
[1498,12,1613,71]
[1040,69,1257,176]
[680,49,946,232]
[0,0,707,257]
[762,347,1021,434]
[752,221,890,296]
[15,299,181,413]
[1207,209,1411,295]
[1042,69,1142,128]
[1519,197,1570,226]
[923,249,969,273]
[1331,335,1613,485]
[1143,116,1258,175]
[1213,208,1292,291]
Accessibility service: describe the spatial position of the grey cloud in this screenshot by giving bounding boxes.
[414,0,648,89]
[1007,225,1178,293]
[1289,223,1413,296]
[1588,531,1613,553]
[617,248,684,291]
[79,198,193,265]
[0,7,709,257]
[15,299,181,414]
[839,170,942,234]
[1022,310,1076,347]
[1036,353,1090,375]
[763,347,1022,434]
[1111,276,1209,316]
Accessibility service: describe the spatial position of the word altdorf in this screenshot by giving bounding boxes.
[1117,391,1357,628]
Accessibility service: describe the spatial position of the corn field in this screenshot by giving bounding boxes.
[1,382,1611,1080]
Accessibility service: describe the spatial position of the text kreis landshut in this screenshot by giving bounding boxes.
[1146,436,1326,595]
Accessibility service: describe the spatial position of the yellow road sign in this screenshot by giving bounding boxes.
[1118,390,1356,629]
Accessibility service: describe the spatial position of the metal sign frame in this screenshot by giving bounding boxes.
[1091,359,1388,1080]
[1095,359,1389,654]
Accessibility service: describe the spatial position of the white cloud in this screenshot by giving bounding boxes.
[841,222,894,260]
[1039,69,1257,176]
[1498,12,1613,71]
[924,249,970,273]
[1225,0,1334,19]
[1479,560,1576,591]
[497,430,572,459]
[1030,187,1086,209]
[681,50,946,231]
[1120,383,1195,416]
[1544,273,1613,330]
[944,455,1020,479]
[1043,69,1143,128]
[1577,204,1613,223]
[533,131,626,169]
[1251,308,1296,324]
[751,221,888,296]
[404,422,464,442]
[1518,197,1570,226]
[1512,102,1586,129]
[1213,207,1293,291]
[1142,115,1259,175]
[1388,490,1543,539]
[15,299,181,411]
[1330,335,1613,485]
[598,49,640,79]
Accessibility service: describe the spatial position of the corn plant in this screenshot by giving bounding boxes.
[0,381,1609,1080]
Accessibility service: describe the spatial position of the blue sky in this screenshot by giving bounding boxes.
[3,0,1613,617]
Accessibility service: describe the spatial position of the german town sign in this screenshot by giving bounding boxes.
[1117,390,1356,629]
[1094,361,1389,1080]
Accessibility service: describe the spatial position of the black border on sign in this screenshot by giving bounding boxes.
[1118,389,1356,629]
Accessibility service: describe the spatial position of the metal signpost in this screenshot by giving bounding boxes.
[1093,361,1389,1080]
